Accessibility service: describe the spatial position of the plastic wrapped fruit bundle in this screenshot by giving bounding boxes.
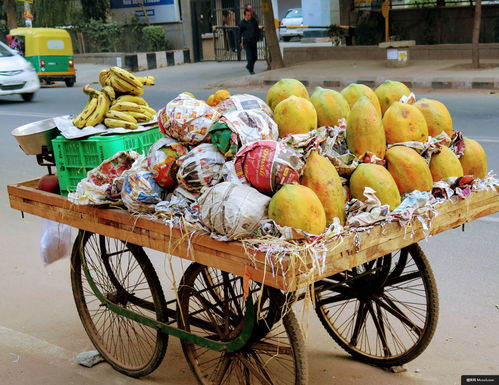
[215,94,273,117]
[147,137,189,190]
[176,143,226,194]
[234,140,304,195]
[157,93,221,145]
[198,182,271,240]
[209,110,279,157]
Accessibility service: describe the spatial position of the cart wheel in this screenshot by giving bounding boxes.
[70,231,168,377]
[177,263,308,385]
[314,243,438,367]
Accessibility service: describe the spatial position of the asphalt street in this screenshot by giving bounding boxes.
[0,63,498,385]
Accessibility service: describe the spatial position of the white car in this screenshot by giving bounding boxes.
[0,41,40,102]
[280,8,303,42]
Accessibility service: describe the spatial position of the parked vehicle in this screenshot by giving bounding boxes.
[279,8,303,41]
[9,27,76,87]
[0,41,40,102]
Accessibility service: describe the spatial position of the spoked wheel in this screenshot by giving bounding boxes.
[314,243,438,367]
[177,263,308,385]
[70,231,168,377]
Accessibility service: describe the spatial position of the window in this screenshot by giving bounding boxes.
[285,9,302,18]
[47,40,64,49]
[0,43,14,57]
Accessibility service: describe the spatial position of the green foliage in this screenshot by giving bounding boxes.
[142,25,168,51]
[81,0,109,22]
[32,0,80,27]
[494,14,499,43]
[80,19,123,52]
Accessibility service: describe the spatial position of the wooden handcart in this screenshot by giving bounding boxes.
[8,178,499,385]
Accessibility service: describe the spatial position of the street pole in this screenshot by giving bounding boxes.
[381,0,389,42]
[471,0,482,69]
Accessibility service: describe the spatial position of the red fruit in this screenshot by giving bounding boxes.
[37,174,60,194]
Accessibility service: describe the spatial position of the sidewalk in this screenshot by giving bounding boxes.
[218,59,499,90]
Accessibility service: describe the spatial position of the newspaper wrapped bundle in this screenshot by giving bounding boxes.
[176,143,225,194]
[209,110,279,157]
[147,137,188,190]
[215,94,273,117]
[198,182,271,240]
[68,151,137,205]
[234,140,304,195]
[157,93,221,145]
[122,157,164,214]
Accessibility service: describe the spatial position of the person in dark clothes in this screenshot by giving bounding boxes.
[239,9,260,75]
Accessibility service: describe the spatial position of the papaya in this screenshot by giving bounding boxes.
[274,95,317,137]
[374,80,412,116]
[385,146,433,194]
[300,151,346,225]
[346,96,386,159]
[268,184,326,234]
[459,137,488,179]
[429,146,464,182]
[413,98,453,138]
[341,83,382,117]
[349,163,401,211]
[383,102,428,144]
[310,87,350,127]
[266,79,310,111]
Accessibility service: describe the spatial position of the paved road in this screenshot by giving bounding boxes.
[0,67,498,385]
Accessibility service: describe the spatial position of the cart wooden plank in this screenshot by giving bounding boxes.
[8,179,499,291]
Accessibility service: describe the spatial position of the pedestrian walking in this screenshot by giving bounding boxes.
[239,8,260,75]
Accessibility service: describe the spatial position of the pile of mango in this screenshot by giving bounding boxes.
[265,79,488,234]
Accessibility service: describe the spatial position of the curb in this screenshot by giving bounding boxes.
[125,49,191,72]
[222,75,499,90]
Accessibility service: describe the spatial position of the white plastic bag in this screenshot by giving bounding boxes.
[40,219,73,265]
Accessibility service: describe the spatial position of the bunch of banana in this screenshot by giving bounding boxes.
[99,67,156,96]
[104,101,157,129]
[73,85,116,128]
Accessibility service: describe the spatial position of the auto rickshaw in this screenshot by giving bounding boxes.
[9,27,76,87]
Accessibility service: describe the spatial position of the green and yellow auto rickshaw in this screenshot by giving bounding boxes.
[9,27,76,87]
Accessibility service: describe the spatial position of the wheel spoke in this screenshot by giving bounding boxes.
[376,294,424,336]
[350,301,368,346]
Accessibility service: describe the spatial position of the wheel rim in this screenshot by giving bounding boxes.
[178,264,301,385]
[71,232,167,375]
[315,245,437,365]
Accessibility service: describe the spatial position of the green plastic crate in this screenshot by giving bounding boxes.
[52,128,162,196]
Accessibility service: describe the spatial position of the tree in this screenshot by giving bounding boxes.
[471,0,481,68]
[261,0,283,69]
[81,0,109,22]
[5,0,17,29]
[32,0,80,27]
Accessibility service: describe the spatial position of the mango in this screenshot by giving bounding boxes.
[268,184,326,234]
[413,98,453,138]
[460,137,488,179]
[429,146,464,182]
[346,96,386,159]
[310,87,350,127]
[349,163,401,211]
[274,95,317,137]
[374,80,412,116]
[341,83,382,117]
[300,151,346,225]
[385,146,433,194]
[383,102,428,144]
[266,79,310,111]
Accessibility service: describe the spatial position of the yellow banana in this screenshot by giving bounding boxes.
[86,92,109,127]
[109,75,136,93]
[137,75,155,86]
[102,85,116,101]
[125,111,151,122]
[129,86,145,96]
[113,95,148,106]
[105,110,137,123]
[110,101,142,112]
[139,105,157,116]
[104,118,138,130]
[99,69,111,87]
[110,66,144,89]
[73,96,98,128]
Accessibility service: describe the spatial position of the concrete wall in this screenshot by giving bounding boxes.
[283,43,499,65]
